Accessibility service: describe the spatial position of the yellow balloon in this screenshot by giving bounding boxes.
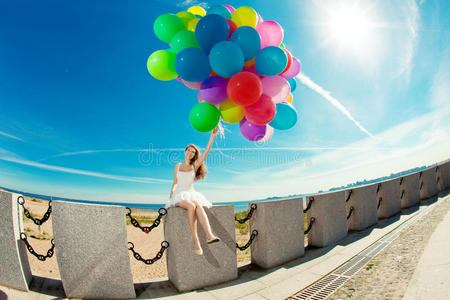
[231,6,257,28]
[286,93,293,104]
[187,6,206,17]
[187,18,200,32]
[220,99,244,124]
[176,11,196,27]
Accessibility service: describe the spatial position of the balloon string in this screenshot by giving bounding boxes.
[215,121,235,160]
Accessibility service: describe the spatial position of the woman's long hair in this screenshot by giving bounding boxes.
[186,144,207,181]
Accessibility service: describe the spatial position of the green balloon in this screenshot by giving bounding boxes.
[189,103,220,132]
[280,42,285,49]
[176,11,196,27]
[153,13,185,43]
[147,50,177,81]
[170,30,200,53]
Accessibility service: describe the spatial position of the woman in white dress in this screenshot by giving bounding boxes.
[167,126,221,255]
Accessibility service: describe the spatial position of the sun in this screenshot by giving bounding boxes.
[317,2,379,58]
[328,6,371,47]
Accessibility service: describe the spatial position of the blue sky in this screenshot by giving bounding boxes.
[1,0,449,204]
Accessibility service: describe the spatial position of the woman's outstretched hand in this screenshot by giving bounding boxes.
[211,126,219,137]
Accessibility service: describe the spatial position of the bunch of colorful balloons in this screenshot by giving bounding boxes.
[147,5,301,141]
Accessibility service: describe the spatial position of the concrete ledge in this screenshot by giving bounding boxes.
[401,173,420,209]
[345,184,378,231]
[437,162,450,192]
[376,178,401,219]
[250,198,304,269]
[164,205,237,292]
[419,167,438,200]
[0,191,32,291]
[52,201,135,299]
[307,191,347,247]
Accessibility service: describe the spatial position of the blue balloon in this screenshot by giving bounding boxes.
[230,26,261,61]
[255,46,288,76]
[269,102,298,130]
[195,14,229,54]
[174,47,211,82]
[207,5,232,19]
[287,77,297,92]
[209,41,244,78]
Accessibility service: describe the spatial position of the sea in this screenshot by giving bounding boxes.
[0,185,307,212]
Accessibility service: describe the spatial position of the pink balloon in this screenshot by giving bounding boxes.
[223,5,235,14]
[182,79,203,90]
[259,124,274,142]
[261,76,291,103]
[256,21,284,49]
[281,57,301,79]
[176,77,182,82]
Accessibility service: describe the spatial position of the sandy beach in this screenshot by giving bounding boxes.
[14,194,251,282]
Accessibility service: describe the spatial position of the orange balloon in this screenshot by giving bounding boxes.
[244,57,255,67]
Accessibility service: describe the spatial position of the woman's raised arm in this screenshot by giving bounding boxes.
[194,127,218,170]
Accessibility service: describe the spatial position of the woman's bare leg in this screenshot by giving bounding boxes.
[194,201,216,240]
[176,200,201,249]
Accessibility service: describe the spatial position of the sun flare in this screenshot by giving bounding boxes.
[318,2,379,59]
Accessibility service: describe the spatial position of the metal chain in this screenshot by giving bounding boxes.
[20,233,55,261]
[236,230,258,251]
[346,206,354,220]
[17,196,52,226]
[304,217,316,234]
[126,207,167,234]
[235,204,257,224]
[304,197,314,213]
[128,241,169,264]
[376,183,382,193]
[377,197,383,209]
[345,190,353,203]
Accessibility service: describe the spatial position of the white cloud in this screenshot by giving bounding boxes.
[430,48,450,109]
[0,130,24,141]
[0,156,172,184]
[297,72,374,137]
[395,0,420,83]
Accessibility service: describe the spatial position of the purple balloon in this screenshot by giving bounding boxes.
[199,76,228,105]
[239,118,267,141]
[281,57,301,79]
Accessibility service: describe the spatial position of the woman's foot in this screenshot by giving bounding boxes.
[194,245,203,255]
[207,235,221,244]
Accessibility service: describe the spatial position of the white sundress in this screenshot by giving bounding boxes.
[165,163,212,209]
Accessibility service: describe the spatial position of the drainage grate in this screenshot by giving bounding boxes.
[288,204,435,300]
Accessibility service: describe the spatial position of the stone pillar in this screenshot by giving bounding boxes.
[164,205,237,292]
[376,178,401,219]
[307,191,347,247]
[436,162,450,192]
[400,173,420,208]
[52,201,135,299]
[0,191,32,291]
[419,167,438,200]
[250,198,304,269]
[345,184,378,231]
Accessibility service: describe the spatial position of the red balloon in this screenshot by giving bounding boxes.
[243,94,276,125]
[226,19,237,40]
[280,48,292,75]
[227,72,262,106]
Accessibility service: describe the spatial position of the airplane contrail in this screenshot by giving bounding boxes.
[296,72,374,137]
